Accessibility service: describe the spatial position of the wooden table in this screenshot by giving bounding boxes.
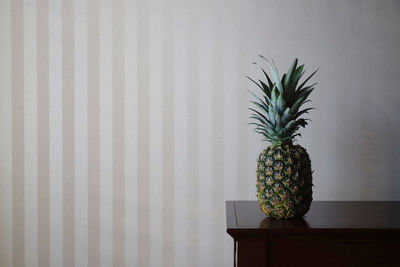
[226,201,400,267]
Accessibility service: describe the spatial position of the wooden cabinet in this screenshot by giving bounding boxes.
[226,201,400,267]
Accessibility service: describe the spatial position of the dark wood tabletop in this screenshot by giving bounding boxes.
[226,201,400,267]
[227,200,400,230]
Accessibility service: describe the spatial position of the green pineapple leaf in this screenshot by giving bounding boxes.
[283,58,298,89]
[248,57,318,146]
[297,68,319,91]
[261,68,274,89]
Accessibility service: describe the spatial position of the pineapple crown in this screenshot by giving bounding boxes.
[248,56,318,146]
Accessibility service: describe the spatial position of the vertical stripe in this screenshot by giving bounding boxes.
[211,23,225,267]
[74,0,88,265]
[12,0,25,265]
[222,41,237,200]
[37,0,50,265]
[236,42,249,200]
[87,0,100,265]
[187,8,199,267]
[149,0,163,265]
[0,0,13,265]
[137,0,150,265]
[49,0,63,264]
[223,35,237,267]
[173,9,188,266]
[162,0,175,266]
[198,19,213,267]
[99,0,113,265]
[62,0,75,265]
[112,0,125,265]
[124,0,138,265]
[24,0,38,265]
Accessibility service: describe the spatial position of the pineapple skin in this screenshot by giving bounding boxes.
[256,143,313,219]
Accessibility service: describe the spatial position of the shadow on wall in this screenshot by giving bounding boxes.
[357,107,400,200]
[316,35,400,200]
[334,64,400,200]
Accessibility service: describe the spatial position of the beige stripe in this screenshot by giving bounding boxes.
[112,0,125,265]
[137,0,150,266]
[212,35,224,267]
[162,0,175,266]
[187,16,199,267]
[12,0,25,265]
[37,0,50,266]
[0,0,13,266]
[87,0,100,266]
[124,0,138,264]
[62,0,75,266]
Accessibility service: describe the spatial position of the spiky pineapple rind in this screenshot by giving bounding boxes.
[256,144,313,219]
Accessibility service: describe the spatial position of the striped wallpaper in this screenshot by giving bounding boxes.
[1,0,400,266]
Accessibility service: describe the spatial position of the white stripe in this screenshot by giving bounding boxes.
[0,0,13,266]
[198,24,213,267]
[74,0,88,265]
[222,44,238,204]
[24,0,38,266]
[173,17,188,267]
[223,41,237,267]
[49,0,63,264]
[149,1,163,266]
[124,0,138,265]
[99,0,113,265]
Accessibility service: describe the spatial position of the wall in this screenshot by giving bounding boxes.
[0,0,399,266]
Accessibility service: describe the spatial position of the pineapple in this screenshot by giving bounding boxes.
[248,57,317,219]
